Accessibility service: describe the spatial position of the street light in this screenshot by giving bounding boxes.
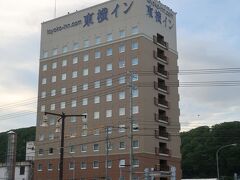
[216,143,237,180]
[42,112,87,180]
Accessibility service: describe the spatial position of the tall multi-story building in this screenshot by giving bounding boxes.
[35,0,181,179]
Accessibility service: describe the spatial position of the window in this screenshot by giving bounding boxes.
[133,140,139,149]
[52,62,57,69]
[119,30,125,38]
[39,134,44,141]
[106,160,112,168]
[132,57,139,66]
[63,45,68,53]
[70,129,76,137]
[133,123,139,131]
[94,129,100,136]
[132,74,138,81]
[69,145,75,153]
[83,68,89,76]
[119,44,125,53]
[51,76,56,83]
[93,144,99,151]
[93,161,99,169]
[119,76,126,84]
[72,71,78,78]
[49,117,55,125]
[106,110,112,118]
[47,163,53,171]
[119,91,125,100]
[48,148,54,155]
[82,98,88,106]
[38,148,44,155]
[119,159,126,167]
[94,96,100,104]
[132,88,139,98]
[52,48,58,56]
[72,85,77,93]
[60,102,66,109]
[61,73,67,80]
[106,127,112,134]
[73,57,78,64]
[95,51,101,59]
[107,33,113,42]
[119,108,125,116]
[119,142,125,150]
[83,83,88,90]
[119,125,126,133]
[132,26,139,35]
[81,144,87,152]
[133,106,139,114]
[94,81,100,88]
[70,117,76,123]
[37,164,43,171]
[106,78,112,86]
[40,105,45,112]
[62,59,67,66]
[42,78,47,85]
[106,142,113,150]
[43,51,48,58]
[49,133,54,140]
[95,66,101,74]
[20,166,25,175]
[69,162,75,170]
[119,60,125,68]
[83,40,89,48]
[61,88,66,95]
[42,64,47,71]
[71,100,77,107]
[94,112,100,120]
[95,36,101,45]
[73,42,80,50]
[81,162,87,170]
[106,94,112,102]
[41,91,46,98]
[50,104,55,111]
[133,159,139,167]
[106,48,113,56]
[132,41,139,50]
[106,63,112,71]
[83,54,89,62]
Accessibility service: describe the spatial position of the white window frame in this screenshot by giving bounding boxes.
[106,63,112,71]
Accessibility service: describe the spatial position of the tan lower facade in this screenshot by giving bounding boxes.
[34,153,181,180]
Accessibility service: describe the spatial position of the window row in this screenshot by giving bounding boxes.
[42,55,139,74]
[39,140,139,156]
[39,124,139,141]
[41,104,139,117]
[38,158,140,172]
[41,76,138,93]
[42,73,138,86]
[42,26,139,58]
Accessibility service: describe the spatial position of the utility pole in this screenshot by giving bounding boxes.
[105,126,110,180]
[129,71,134,180]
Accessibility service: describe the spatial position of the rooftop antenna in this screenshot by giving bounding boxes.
[54,0,57,18]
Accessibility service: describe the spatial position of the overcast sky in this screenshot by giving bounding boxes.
[0,0,240,133]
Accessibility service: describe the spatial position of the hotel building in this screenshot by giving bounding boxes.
[35,0,181,179]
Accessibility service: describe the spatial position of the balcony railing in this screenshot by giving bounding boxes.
[154,81,168,93]
[153,51,168,64]
[153,35,169,49]
[154,164,170,172]
[155,147,170,156]
[154,97,169,108]
[153,66,168,78]
[155,130,169,139]
[154,113,168,124]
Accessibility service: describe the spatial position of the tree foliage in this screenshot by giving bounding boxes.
[181,121,240,179]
